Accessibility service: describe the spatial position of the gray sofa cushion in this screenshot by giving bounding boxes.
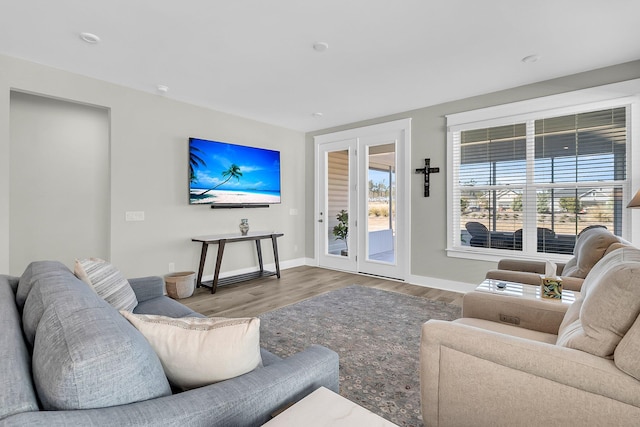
[129,276,166,303]
[27,267,172,410]
[134,296,201,318]
[0,276,39,419]
[22,277,49,348]
[16,260,69,311]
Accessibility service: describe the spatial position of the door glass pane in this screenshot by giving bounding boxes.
[327,150,349,257]
[367,144,396,263]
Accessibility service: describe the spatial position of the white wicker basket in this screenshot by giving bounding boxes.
[165,271,195,299]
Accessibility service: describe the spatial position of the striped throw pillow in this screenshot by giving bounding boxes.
[75,258,138,312]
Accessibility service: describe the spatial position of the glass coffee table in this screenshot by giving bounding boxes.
[476,278,576,304]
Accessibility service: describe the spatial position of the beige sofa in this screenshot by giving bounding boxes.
[485,226,624,291]
[420,245,640,426]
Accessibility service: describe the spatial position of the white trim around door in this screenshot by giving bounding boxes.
[314,118,411,281]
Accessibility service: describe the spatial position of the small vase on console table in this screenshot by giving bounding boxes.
[239,218,250,235]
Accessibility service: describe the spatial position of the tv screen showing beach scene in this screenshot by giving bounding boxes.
[189,137,281,206]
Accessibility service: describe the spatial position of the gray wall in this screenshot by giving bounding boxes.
[0,54,306,277]
[10,92,110,273]
[2,52,638,286]
[306,60,640,285]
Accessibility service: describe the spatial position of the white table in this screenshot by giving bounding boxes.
[263,387,397,427]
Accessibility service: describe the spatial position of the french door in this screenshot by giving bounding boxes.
[315,119,410,280]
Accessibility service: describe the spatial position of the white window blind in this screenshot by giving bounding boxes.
[451,106,628,257]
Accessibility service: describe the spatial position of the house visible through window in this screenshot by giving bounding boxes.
[451,105,629,257]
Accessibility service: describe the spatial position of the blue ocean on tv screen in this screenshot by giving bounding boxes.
[189,138,281,205]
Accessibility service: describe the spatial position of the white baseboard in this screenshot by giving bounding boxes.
[407,274,476,294]
[302,258,475,294]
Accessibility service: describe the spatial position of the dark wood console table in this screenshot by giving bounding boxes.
[192,231,284,294]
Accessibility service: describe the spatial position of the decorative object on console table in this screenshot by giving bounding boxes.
[239,218,250,235]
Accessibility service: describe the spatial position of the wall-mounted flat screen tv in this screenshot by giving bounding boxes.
[189,137,281,207]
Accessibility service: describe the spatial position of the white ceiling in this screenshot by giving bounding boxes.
[2,0,640,132]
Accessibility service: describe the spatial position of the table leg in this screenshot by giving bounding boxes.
[212,240,226,294]
[196,243,208,288]
[256,240,264,273]
[271,234,281,278]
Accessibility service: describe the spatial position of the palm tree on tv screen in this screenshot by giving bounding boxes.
[189,146,206,184]
[198,164,243,196]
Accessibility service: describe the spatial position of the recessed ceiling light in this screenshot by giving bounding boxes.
[313,42,329,52]
[522,54,540,63]
[312,112,323,118]
[157,85,169,94]
[79,32,101,44]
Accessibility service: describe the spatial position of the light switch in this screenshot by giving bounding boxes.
[125,211,145,221]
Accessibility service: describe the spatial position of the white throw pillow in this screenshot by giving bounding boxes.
[120,312,262,390]
[74,258,138,312]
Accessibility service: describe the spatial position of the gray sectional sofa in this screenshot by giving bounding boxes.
[1,261,339,426]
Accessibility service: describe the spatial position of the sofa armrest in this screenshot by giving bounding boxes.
[5,345,339,427]
[496,258,546,273]
[495,259,566,275]
[128,276,165,303]
[556,275,583,291]
[420,320,640,427]
[1,275,20,294]
[486,269,542,285]
[485,269,583,291]
[462,290,569,334]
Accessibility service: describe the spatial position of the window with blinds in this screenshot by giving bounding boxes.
[453,106,628,256]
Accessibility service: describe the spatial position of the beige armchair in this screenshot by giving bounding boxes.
[485,226,624,291]
[420,246,640,427]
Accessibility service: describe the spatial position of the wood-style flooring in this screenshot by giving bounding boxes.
[180,265,464,318]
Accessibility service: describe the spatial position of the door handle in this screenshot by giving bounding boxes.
[318,219,323,223]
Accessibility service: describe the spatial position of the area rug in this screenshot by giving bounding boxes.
[258,285,461,427]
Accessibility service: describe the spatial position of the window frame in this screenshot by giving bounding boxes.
[446,80,640,263]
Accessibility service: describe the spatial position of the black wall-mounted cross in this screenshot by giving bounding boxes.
[415,158,440,197]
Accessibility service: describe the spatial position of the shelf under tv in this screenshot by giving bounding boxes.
[199,270,278,290]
